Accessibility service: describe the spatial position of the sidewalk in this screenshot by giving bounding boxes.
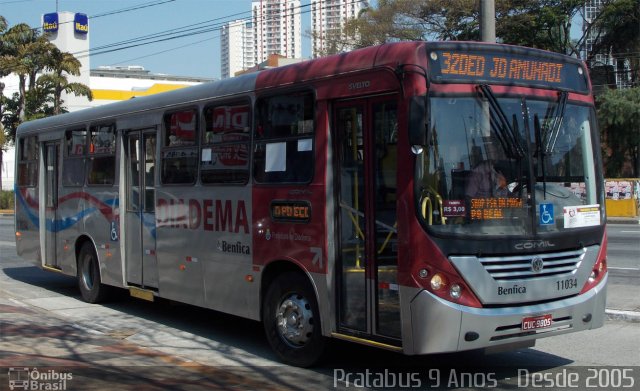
[0,286,313,391]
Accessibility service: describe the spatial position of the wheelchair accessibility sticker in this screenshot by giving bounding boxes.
[539,203,554,225]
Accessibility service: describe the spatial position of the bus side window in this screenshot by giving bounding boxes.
[62,128,87,187]
[161,108,199,185]
[254,92,315,184]
[87,124,116,186]
[17,136,38,187]
[201,101,250,185]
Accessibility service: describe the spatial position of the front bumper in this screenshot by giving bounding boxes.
[403,274,607,355]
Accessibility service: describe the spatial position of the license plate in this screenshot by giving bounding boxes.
[522,314,553,331]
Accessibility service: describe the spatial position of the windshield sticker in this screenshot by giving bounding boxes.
[265,142,286,172]
[563,204,600,228]
[539,203,555,225]
[443,200,466,217]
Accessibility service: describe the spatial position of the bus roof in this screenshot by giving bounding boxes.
[16,41,590,136]
[16,72,259,135]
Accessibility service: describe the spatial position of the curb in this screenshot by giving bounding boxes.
[605,309,640,322]
[607,218,640,225]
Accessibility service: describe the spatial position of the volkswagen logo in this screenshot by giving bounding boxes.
[531,257,544,273]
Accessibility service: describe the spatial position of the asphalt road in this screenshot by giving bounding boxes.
[1,217,639,390]
[607,223,640,270]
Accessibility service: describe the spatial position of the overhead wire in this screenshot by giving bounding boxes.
[4,0,365,71]
[72,2,325,60]
[73,0,367,60]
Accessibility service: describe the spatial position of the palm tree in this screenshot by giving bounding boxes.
[0,23,54,122]
[39,47,92,115]
[0,15,9,192]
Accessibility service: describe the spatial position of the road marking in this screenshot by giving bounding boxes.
[620,230,640,234]
[608,267,640,271]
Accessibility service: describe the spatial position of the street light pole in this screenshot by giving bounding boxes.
[479,0,496,43]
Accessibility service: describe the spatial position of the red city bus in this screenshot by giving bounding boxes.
[15,41,607,367]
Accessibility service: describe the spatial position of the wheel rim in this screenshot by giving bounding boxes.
[81,254,95,291]
[275,293,314,347]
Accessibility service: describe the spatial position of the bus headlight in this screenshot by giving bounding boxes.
[430,273,446,291]
[450,283,462,299]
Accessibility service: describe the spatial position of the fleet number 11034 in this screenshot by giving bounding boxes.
[556,278,577,291]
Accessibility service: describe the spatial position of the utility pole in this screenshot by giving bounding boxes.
[479,0,496,43]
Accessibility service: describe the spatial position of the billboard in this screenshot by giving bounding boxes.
[43,13,59,33]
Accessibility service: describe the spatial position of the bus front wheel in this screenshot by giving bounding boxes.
[263,272,326,367]
[77,242,109,303]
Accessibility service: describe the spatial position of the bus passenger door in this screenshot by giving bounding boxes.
[334,97,401,341]
[44,141,61,268]
[124,129,158,289]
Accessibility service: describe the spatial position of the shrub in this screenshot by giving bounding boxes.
[0,190,15,210]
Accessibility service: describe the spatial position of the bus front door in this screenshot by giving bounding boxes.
[124,129,158,289]
[334,97,401,342]
[43,141,61,268]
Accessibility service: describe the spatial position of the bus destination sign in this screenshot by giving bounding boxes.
[470,197,524,221]
[271,200,311,223]
[429,50,589,93]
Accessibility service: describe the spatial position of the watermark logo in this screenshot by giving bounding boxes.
[7,367,72,390]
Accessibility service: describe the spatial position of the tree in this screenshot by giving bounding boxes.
[588,0,640,86]
[597,87,640,177]
[0,23,55,123]
[38,47,92,115]
[0,15,9,191]
[336,0,632,61]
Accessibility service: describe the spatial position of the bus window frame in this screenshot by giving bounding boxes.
[253,89,316,185]
[62,127,87,188]
[161,106,199,186]
[201,97,252,186]
[17,135,39,188]
[86,123,117,187]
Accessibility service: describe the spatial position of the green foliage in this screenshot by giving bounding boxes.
[0,190,14,210]
[597,87,640,177]
[590,0,640,86]
[1,16,91,138]
[331,0,635,63]
[2,90,56,142]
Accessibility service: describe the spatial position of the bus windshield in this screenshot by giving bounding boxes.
[416,92,602,237]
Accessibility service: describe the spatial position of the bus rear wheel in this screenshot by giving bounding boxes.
[263,272,326,367]
[77,242,110,303]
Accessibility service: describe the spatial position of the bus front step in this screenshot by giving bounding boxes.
[129,287,155,302]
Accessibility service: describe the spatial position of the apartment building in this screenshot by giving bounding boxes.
[252,0,302,64]
[311,0,368,58]
[221,20,256,79]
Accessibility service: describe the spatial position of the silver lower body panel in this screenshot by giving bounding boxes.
[404,274,607,355]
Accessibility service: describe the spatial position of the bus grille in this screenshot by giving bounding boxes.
[479,248,585,281]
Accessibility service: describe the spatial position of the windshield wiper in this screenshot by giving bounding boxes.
[536,91,568,200]
[544,91,568,153]
[477,85,525,158]
[534,113,547,199]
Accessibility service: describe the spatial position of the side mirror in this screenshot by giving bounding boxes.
[409,95,427,147]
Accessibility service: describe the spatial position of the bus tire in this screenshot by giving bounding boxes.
[77,242,109,303]
[262,272,326,367]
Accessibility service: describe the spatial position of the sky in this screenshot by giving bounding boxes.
[0,0,316,79]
